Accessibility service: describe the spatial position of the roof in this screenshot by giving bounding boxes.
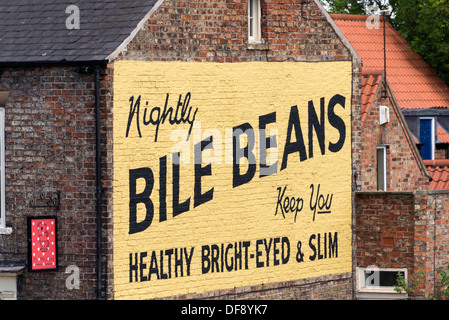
[437,124,449,144]
[0,0,160,64]
[331,14,449,110]
[361,69,382,123]
[424,160,449,190]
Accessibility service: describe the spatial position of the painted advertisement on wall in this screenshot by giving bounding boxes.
[113,60,353,299]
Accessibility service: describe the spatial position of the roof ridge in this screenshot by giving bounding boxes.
[362,68,383,76]
[423,160,449,167]
[329,13,368,21]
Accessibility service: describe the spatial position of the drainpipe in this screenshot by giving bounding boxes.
[94,65,103,300]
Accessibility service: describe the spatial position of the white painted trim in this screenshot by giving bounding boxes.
[106,0,166,62]
[377,146,387,191]
[356,267,408,300]
[248,0,262,44]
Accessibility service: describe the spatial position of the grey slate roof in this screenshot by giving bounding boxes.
[0,0,159,64]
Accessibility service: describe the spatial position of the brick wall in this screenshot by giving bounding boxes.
[356,191,449,300]
[435,147,448,160]
[356,192,415,269]
[360,84,429,192]
[120,0,351,63]
[162,273,353,300]
[0,65,113,299]
[414,190,449,299]
[112,0,360,300]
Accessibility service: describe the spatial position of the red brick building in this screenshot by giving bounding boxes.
[0,0,362,300]
[332,14,449,300]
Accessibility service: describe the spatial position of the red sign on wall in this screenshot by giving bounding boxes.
[28,217,58,271]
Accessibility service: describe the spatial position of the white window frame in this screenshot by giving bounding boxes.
[419,117,435,160]
[356,267,408,300]
[377,146,387,191]
[0,107,9,235]
[248,0,262,44]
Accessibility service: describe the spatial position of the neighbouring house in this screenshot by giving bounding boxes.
[332,13,449,300]
[331,13,449,190]
[0,0,362,300]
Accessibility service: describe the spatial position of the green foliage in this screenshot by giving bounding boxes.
[438,264,449,299]
[394,265,449,300]
[394,270,424,298]
[320,0,393,15]
[394,0,449,85]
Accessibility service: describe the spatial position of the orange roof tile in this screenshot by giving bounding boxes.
[331,14,449,110]
[424,160,449,190]
[361,70,382,123]
[437,124,449,144]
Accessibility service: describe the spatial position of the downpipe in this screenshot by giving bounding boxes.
[94,65,103,300]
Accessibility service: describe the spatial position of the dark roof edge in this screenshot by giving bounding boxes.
[106,0,165,62]
[314,0,361,64]
[0,60,109,68]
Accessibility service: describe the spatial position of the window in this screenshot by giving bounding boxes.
[0,92,8,235]
[377,146,387,191]
[356,267,408,300]
[248,0,261,43]
[419,117,435,160]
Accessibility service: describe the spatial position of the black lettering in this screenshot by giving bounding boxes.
[263,238,273,267]
[172,152,191,217]
[328,94,346,153]
[282,237,290,264]
[318,233,324,259]
[148,105,161,126]
[259,112,278,177]
[127,93,198,142]
[308,98,325,158]
[182,92,198,140]
[140,252,148,282]
[273,237,280,266]
[148,251,159,280]
[329,232,338,258]
[296,241,304,263]
[202,245,211,274]
[160,250,168,279]
[173,94,183,125]
[225,243,234,272]
[275,186,287,218]
[159,156,167,222]
[256,239,264,268]
[184,247,194,276]
[233,123,256,188]
[166,249,173,278]
[129,253,138,282]
[281,105,307,171]
[194,136,214,207]
[126,95,142,138]
[309,234,317,261]
[234,242,242,270]
[129,167,154,235]
[174,248,183,277]
[211,244,220,272]
[242,241,251,270]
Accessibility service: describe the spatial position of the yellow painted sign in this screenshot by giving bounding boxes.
[113,61,352,299]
